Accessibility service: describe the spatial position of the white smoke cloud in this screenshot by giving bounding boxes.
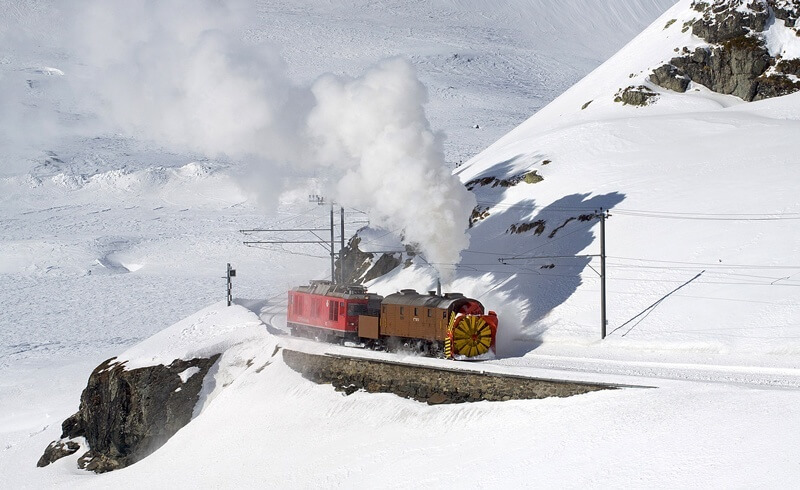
[66,0,310,162]
[308,58,475,268]
[13,0,476,273]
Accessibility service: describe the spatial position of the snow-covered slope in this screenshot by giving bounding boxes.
[10,303,800,487]
[370,0,800,363]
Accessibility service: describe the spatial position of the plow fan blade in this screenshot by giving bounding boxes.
[452,316,492,357]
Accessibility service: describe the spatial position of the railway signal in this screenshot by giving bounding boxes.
[225,263,236,306]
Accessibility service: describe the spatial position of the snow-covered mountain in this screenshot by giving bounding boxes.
[368,0,800,361]
[5,0,800,486]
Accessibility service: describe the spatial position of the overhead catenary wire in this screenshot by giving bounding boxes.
[473,199,800,221]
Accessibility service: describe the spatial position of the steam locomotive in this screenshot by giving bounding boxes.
[287,280,499,360]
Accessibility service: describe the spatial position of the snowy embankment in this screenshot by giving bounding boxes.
[9,302,800,487]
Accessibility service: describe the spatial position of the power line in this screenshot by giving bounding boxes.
[607,256,800,270]
[472,199,800,221]
[613,211,800,221]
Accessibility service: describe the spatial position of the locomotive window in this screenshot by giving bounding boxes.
[329,301,338,321]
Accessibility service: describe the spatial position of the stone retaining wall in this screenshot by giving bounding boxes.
[283,349,617,404]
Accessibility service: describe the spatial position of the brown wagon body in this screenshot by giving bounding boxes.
[376,289,479,341]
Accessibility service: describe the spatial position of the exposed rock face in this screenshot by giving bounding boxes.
[336,236,374,284]
[690,0,771,43]
[672,39,772,100]
[37,441,80,467]
[614,85,660,106]
[39,355,219,473]
[651,0,800,101]
[362,252,402,283]
[335,235,403,284]
[651,64,693,92]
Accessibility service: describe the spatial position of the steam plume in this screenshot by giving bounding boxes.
[18,0,477,272]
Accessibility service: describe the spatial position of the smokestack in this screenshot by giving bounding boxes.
[436,277,441,296]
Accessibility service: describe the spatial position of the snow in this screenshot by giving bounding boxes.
[4,0,800,487]
[6,304,800,487]
[117,303,263,370]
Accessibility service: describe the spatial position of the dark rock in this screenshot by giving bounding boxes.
[614,85,659,106]
[37,440,80,467]
[40,354,220,473]
[776,58,800,77]
[675,38,771,100]
[651,64,691,93]
[428,393,450,405]
[336,235,403,285]
[769,0,800,27]
[508,220,546,236]
[691,1,769,43]
[656,2,800,101]
[363,252,402,283]
[61,413,83,439]
[754,73,800,99]
[469,205,491,228]
[524,170,544,184]
[465,170,543,191]
[653,38,774,101]
[335,236,373,284]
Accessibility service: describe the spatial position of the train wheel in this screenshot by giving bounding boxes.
[452,316,492,358]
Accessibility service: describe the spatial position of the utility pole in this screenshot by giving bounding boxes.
[340,206,345,284]
[497,208,610,340]
[240,197,359,285]
[329,204,335,283]
[600,209,607,339]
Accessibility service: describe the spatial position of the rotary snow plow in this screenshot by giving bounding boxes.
[444,309,498,360]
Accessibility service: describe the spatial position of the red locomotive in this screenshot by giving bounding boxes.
[287,280,499,360]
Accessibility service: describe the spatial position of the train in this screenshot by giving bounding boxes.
[287,280,499,360]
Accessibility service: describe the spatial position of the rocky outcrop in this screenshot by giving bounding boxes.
[362,252,402,283]
[335,236,375,284]
[650,0,800,101]
[37,441,80,467]
[39,355,219,473]
[690,0,771,43]
[651,64,692,92]
[465,170,544,191]
[672,38,772,100]
[614,85,659,106]
[335,235,403,285]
